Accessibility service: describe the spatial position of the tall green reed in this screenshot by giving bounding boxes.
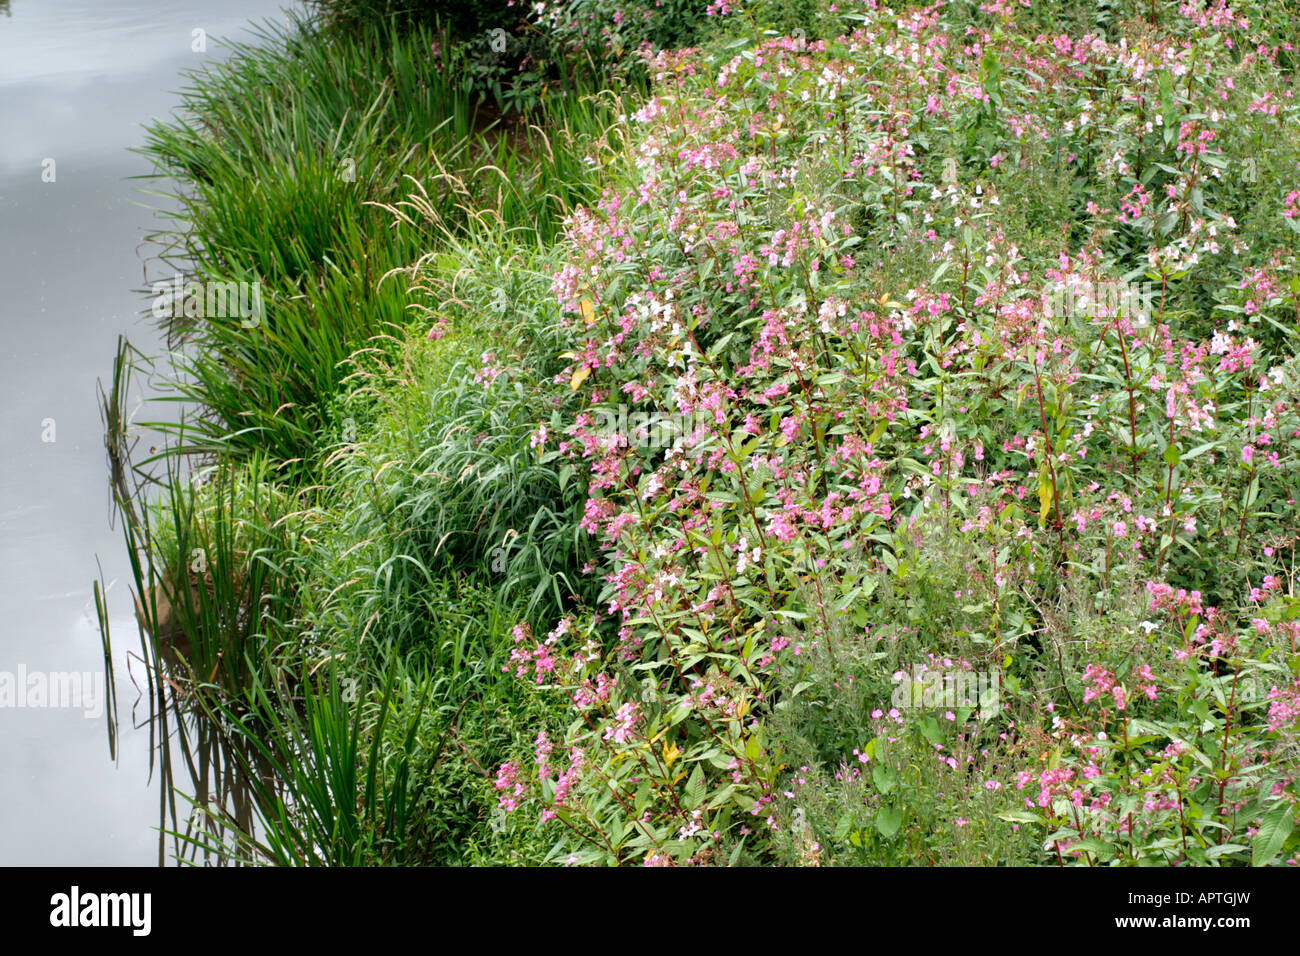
[175,661,438,866]
[100,338,302,702]
[134,13,619,467]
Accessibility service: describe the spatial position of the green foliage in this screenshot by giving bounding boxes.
[304,0,525,38]
[135,13,614,468]
[102,0,1300,868]
[484,6,1300,865]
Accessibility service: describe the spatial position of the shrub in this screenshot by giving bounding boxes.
[304,0,525,38]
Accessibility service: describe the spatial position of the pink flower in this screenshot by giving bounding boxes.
[1266,680,1300,732]
[1132,664,1157,702]
[603,701,642,745]
[1082,664,1117,705]
[535,731,554,780]
[494,761,526,811]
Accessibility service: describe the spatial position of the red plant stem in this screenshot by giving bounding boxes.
[1232,383,1256,559]
[1114,322,1140,482]
[1213,665,1241,843]
[1032,361,1066,551]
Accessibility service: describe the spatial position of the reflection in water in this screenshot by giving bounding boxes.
[0,0,298,863]
[99,340,269,865]
[130,650,265,866]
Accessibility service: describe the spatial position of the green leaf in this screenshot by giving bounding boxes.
[1205,843,1250,859]
[834,812,853,842]
[1252,801,1294,866]
[684,765,706,810]
[997,810,1042,825]
[1068,839,1115,862]
[919,717,943,746]
[875,805,903,838]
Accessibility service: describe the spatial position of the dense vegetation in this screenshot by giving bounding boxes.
[104,0,1300,865]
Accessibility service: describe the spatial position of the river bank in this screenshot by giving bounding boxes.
[103,1,1300,866]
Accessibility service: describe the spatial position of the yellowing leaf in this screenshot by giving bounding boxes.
[570,365,592,391]
[578,298,596,325]
[1037,461,1053,528]
[663,741,681,769]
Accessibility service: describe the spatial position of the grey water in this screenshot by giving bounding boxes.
[0,0,298,865]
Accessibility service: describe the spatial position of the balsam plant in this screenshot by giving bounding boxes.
[489,1,1300,865]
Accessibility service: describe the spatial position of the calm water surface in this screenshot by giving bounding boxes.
[0,0,298,865]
